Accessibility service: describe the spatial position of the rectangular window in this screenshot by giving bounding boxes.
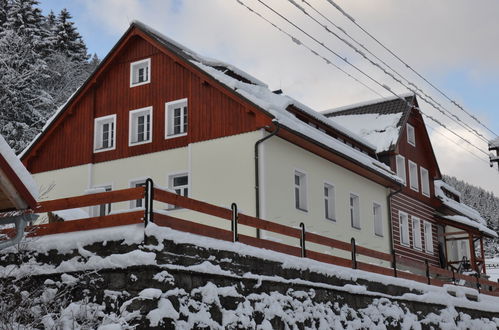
[373,202,383,237]
[129,106,152,145]
[130,180,146,208]
[168,173,189,209]
[424,221,434,253]
[408,160,419,192]
[294,171,307,211]
[94,114,116,152]
[350,193,360,229]
[420,167,430,197]
[412,216,422,250]
[399,211,409,246]
[407,123,416,147]
[396,155,406,185]
[324,183,335,221]
[130,58,151,87]
[165,99,188,138]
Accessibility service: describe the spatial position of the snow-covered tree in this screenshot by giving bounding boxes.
[52,8,89,62]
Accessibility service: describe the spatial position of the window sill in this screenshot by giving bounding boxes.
[94,146,115,153]
[165,132,188,140]
[410,186,419,192]
[400,242,410,247]
[325,217,336,222]
[130,80,150,88]
[129,139,152,147]
[351,225,361,230]
[295,207,308,213]
[374,233,384,238]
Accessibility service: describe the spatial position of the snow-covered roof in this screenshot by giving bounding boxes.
[0,134,38,211]
[434,180,496,237]
[323,94,414,153]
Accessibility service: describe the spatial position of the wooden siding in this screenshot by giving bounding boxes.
[391,193,440,267]
[390,109,441,208]
[24,34,270,174]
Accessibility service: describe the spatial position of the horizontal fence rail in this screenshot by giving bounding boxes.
[1,184,498,296]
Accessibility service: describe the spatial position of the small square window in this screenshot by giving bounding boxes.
[373,202,383,237]
[129,106,152,146]
[94,114,116,153]
[165,99,188,138]
[168,173,189,209]
[408,160,419,192]
[294,171,307,211]
[407,123,416,147]
[130,58,151,87]
[350,193,360,229]
[324,183,335,221]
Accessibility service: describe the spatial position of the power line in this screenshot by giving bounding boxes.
[234,0,383,98]
[322,0,499,139]
[235,0,490,159]
[288,0,490,144]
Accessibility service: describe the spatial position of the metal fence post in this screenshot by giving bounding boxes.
[351,237,357,269]
[425,260,430,285]
[231,203,238,242]
[392,251,398,277]
[145,178,154,225]
[452,270,456,285]
[300,222,306,258]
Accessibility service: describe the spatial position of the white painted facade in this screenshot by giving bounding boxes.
[32,129,392,261]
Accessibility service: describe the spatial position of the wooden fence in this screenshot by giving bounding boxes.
[2,180,499,297]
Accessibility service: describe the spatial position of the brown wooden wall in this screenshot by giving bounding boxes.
[391,109,441,208]
[391,193,440,267]
[24,34,271,174]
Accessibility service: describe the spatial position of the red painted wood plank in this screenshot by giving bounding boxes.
[36,187,144,213]
[238,214,301,239]
[153,212,232,242]
[357,261,394,277]
[153,188,232,221]
[397,271,428,284]
[306,250,352,268]
[428,265,453,278]
[238,234,302,257]
[355,246,392,262]
[305,232,351,252]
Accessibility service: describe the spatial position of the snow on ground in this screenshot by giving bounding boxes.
[486,257,499,282]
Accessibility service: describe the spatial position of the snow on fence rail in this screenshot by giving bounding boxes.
[1,182,499,296]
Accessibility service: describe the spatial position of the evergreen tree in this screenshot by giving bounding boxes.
[0,0,8,27]
[53,8,88,62]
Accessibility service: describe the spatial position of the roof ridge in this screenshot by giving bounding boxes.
[322,92,414,116]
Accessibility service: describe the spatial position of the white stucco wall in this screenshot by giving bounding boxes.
[261,136,391,264]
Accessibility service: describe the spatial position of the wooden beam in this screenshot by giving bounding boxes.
[443,231,468,237]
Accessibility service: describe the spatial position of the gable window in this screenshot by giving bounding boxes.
[350,193,360,229]
[294,171,307,211]
[407,123,416,147]
[412,216,422,250]
[165,99,188,138]
[408,160,419,192]
[424,221,434,253]
[395,155,406,185]
[130,58,150,87]
[420,167,430,197]
[94,114,116,153]
[129,106,152,146]
[324,183,335,221]
[168,173,188,209]
[130,180,146,208]
[373,202,383,237]
[399,211,409,246]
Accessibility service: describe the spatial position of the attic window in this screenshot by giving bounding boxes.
[130,58,150,87]
[407,123,416,147]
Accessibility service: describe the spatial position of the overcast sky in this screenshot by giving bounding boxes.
[40,0,499,195]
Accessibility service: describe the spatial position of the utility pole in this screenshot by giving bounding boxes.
[489,138,499,170]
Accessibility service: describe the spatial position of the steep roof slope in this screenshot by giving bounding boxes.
[0,134,38,211]
[323,94,414,153]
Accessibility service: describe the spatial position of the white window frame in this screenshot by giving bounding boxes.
[129,106,153,146]
[373,202,383,237]
[407,123,416,147]
[349,193,360,229]
[424,220,434,254]
[129,178,147,209]
[395,155,406,185]
[324,182,335,221]
[167,172,189,209]
[408,160,419,192]
[420,167,430,197]
[412,216,422,250]
[94,114,116,153]
[294,170,308,212]
[165,98,188,139]
[399,211,410,246]
[130,58,151,87]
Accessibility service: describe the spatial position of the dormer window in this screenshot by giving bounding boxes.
[407,123,416,147]
[94,115,116,153]
[130,58,150,87]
